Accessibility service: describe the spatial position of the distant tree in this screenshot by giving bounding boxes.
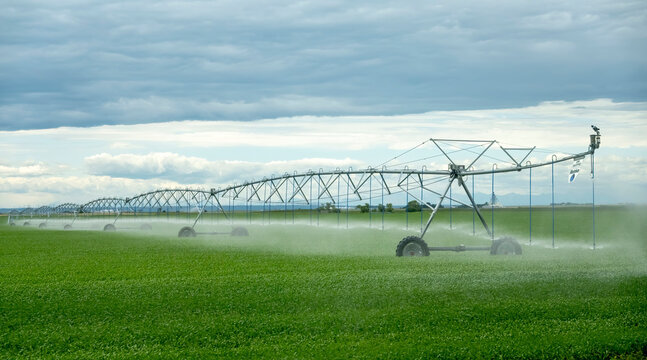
[319,202,340,213]
[385,203,394,213]
[356,203,370,213]
[377,203,385,212]
[406,200,421,212]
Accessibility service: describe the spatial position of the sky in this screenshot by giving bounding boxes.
[1,0,646,208]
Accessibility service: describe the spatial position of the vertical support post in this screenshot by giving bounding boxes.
[420,173,424,232]
[338,174,341,228]
[263,184,267,225]
[449,184,453,229]
[471,169,475,236]
[381,174,384,231]
[592,153,596,250]
[528,162,532,246]
[369,173,372,228]
[552,154,556,249]
[284,180,288,224]
[309,176,313,226]
[317,172,320,227]
[346,173,349,229]
[491,164,496,240]
[406,174,409,230]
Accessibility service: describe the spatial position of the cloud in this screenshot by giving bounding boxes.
[6,98,646,151]
[84,152,365,183]
[0,162,64,177]
[0,175,207,207]
[1,0,645,130]
[100,95,374,123]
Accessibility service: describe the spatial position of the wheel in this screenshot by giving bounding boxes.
[490,237,522,255]
[230,226,249,236]
[9,222,16,226]
[396,236,430,257]
[140,223,152,231]
[178,226,196,238]
[23,221,31,226]
[38,223,47,229]
[64,224,72,230]
[103,224,116,232]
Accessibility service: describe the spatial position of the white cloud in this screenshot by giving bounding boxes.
[0,162,64,177]
[84,152,365,182]
[109,142,142,150]
[9,98,646,151]
[0,175,208,207]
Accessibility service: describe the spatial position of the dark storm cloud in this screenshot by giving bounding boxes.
[1,0,646,130]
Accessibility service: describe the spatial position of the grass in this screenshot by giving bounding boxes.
[1,206,646,358]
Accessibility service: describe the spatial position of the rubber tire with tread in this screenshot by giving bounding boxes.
[103,224,116,232]
[64,224,72,230]
[490,237,522,255]
[230,226,249,236]
[23,221,31,226]
[9,222,15,226]
[178,226,196,238]
[38,223,47,229]
[396,236,430,257]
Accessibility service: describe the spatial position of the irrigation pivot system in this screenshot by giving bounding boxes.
[7,127,602,256]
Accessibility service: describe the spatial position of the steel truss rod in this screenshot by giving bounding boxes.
[288,175,312,204]
[319,173,340,203]
[499,146,536,167]
[458,176,491,237]
[420,178,454,238]
[266,177,287,203]
[466,149,593,176]
[421,184,472,208]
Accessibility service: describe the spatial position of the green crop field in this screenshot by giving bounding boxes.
[1,206,646,359]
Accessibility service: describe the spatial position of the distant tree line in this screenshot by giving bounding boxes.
[355,203,394,213]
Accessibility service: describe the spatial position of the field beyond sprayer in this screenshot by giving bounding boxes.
[1,206,646,358]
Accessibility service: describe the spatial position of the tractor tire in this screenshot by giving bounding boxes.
[178,226,196,238]
[23,221,31,226]
[9,222,16,226]
[396,236,430,257]
[38,223,47,229]
[140,223,152,231]
[230,226,249,236]
[64,224,72,230]
[490,237,522,255]
[103,224,116,232]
